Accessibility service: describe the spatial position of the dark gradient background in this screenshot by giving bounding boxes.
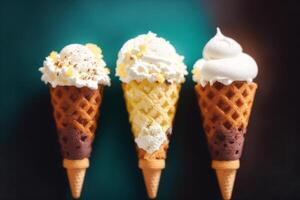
[0,0,299,199]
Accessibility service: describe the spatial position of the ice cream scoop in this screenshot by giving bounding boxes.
[135,121,167,154]
[39,43,110,89]
[193,28,258,86]
[116,32,187,84]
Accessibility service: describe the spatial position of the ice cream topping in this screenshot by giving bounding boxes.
[116,32,187,83]
[39,43,110,89]
[193,28,258,86]
[135,121,167,154]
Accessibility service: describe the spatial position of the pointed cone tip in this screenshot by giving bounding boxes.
[142,169,162,199]
[215,169,237,200]
[66,168,86,199]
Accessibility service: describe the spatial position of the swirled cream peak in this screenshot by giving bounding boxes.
[193,28,258,86]
[39,43,110,89]
[116,32,187,83]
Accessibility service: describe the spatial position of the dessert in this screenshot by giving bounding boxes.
[117,32,187,198]
[39,43,110,198]
[193,28,258,200]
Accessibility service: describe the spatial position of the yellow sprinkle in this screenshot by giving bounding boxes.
[137,52,143,58]
[139,44,147,54]
[86,43,102,57]
[137,44,147,58]
[156,74,165,83]
[49,51,58,61]
[125,52,135,63]
[116,64,127,77]
[65,66,74,77]
[103,68,110,74]
[193,68,201,78]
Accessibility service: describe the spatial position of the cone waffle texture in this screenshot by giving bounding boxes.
[195,81,257,140]
[50,86,103,199]
[50,86,103,141]
[195,81,257,200]
[122,79,181,160]
[195,81,257,160]
[50,86,103,159]
[122,80,181,198]
[122,80,181,137]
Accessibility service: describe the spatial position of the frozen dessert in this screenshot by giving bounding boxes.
[39,43,110,199]
[193,28,258,200]
[193,28,257,86]
[135,121,167,154]
[116,32,187,84]
[40,43,110,89]
[117,32,187,199]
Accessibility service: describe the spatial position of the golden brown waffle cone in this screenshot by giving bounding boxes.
[50,86,104,199]
[195,82,257,138]
[195,81,257,200]
[50,86,103,139]
[212,160,240,200]
[63,159,89,199]
[122,80,181,198]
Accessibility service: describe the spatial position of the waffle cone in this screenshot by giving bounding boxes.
[122,80,181,198]
[195,81,257,140]
[50,86,104,198]
[122,80,181,137]
[50,86,103,142]
[195,81,257,199]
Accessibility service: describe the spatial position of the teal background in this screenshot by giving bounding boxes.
[2,0,300,199]
[1,0,216,199]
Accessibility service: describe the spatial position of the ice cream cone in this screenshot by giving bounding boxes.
[122,80,181,198]
[50,86,104,199]
[195,81,257,200]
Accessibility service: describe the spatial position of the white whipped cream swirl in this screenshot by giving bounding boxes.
[193,28,258,86]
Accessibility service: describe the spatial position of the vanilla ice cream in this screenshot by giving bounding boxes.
[116,32,187,84]
[135,121,167,154]
[39,43,110,89]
